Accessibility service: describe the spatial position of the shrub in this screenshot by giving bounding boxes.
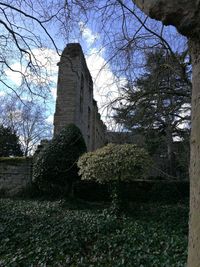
[33,124,87,197]
[149,182,181,203]
[78,143,151,211]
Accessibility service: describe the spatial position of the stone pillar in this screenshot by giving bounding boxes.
[53,43,106,151]
[54,43,82,136]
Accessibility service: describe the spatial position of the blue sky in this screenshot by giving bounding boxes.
[1,17,127,130]
[0,1,188,131]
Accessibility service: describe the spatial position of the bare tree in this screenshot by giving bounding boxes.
[0,95,52,156]
[0,1,61,98]
[0,1,189,98]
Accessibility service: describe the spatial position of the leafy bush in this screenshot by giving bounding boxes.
[78,143,151,211]
[75,180,189,203]
[149,182,182,203]
[33,124,87,196]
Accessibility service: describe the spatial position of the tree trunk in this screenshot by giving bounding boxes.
[132,1,200,38]
[165,124,175,176]
[187,39,200,267]
[132,1,200,265]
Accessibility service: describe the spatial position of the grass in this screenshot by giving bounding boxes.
[0,198,188,267]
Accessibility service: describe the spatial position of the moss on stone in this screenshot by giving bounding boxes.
[0,157,32,165]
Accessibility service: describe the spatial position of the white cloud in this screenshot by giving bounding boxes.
[3,26,123,131]
[46,115,54,124]
[5,48,59,87]
[85,48,126,130]
[5,62,24,86]
[79,22,99,46]
[31,47,59,77]
[77,24,126,129]
[51,87,57,100]
[0,91,6,97]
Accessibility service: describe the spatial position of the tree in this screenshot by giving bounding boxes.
[78,143,151,212]
[0,0,199,264]
[131,1,200,266]
[0,124,23,157]
[33,124,87,197]
[0,1,188,99]
[0,95,52,156]
[0,1,60,99]
[114,48,191,176]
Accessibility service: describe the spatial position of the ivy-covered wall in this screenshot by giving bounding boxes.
[0,157,32,196]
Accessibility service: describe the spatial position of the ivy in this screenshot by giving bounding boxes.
[33,124,87,196]
[0,199,188,266]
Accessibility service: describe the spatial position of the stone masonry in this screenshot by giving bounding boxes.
[0,158,32,196]
[54,43,106,151]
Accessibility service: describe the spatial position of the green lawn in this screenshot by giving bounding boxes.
[0,199,188,267]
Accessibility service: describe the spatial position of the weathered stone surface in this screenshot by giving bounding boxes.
[54,43,106,151]
[0,158,32,196]
[134,0,200,39]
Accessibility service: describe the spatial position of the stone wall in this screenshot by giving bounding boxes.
[54,43,106,151]
[0,157,32,196]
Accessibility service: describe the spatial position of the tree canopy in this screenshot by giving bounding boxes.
[0,95,52,156]
[78,143,151,211]
[114,48,191,176]
[0,1,188,99]
[114,48,191,136]
[78,143,151,183]
[0,124,23,157]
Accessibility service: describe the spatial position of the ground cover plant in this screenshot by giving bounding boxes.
[0,198,188,266]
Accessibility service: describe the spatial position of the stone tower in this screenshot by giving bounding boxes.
[53,43,106,151]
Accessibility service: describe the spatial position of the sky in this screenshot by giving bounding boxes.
[0,1,188,133]
[2,21,123,130]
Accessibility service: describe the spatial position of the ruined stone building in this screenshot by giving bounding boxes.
[53,43,106,151]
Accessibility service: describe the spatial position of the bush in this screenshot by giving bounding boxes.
[78,143,151,211]
[149,182,182,203]
[33,124,87,197]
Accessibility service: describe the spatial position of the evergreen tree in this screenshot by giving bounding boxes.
[114,49,191,176]
[0,125,23,157]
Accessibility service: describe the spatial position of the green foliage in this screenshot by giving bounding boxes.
[114,49,191,136]
[0,157,30,163]
[0,96,53,156]
[78,143,151,184]
[33,124,87,196]
[0,199,188,266]
[149,183,182,203]
[78,143,151,212]
[0,124,23,157]
[75,180,189,203]
[114,48,191,178]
